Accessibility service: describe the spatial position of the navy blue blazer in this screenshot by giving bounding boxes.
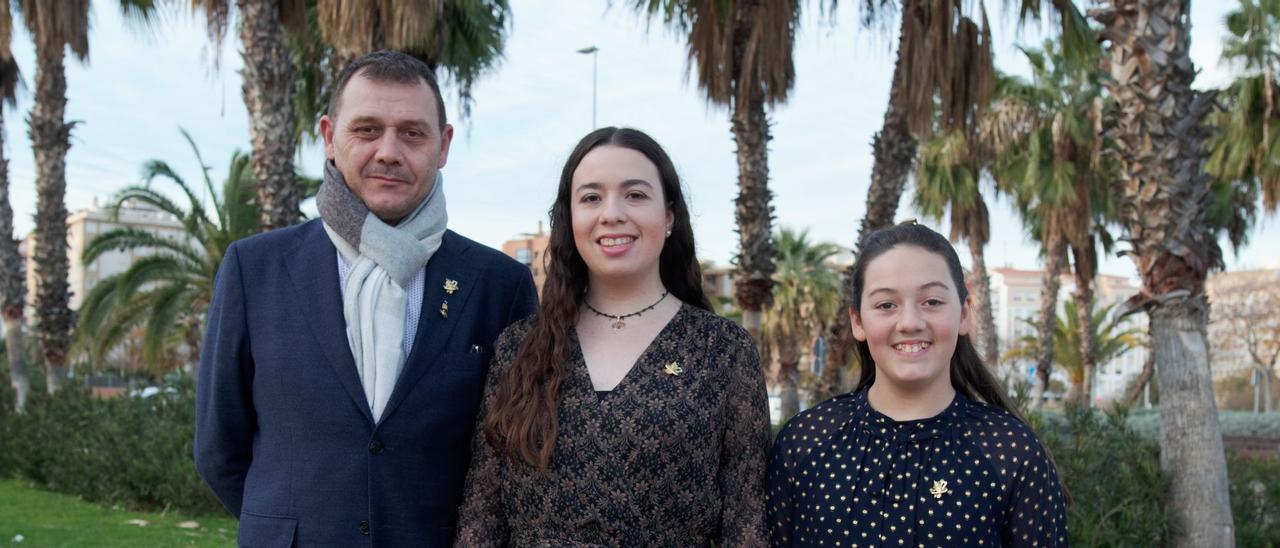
[195,219,537,547]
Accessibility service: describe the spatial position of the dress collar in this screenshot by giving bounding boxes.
[850,387,970,442]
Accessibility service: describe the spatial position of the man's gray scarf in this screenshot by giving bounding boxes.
[317,161,447,422]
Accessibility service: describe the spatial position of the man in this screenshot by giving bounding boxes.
[195,50,537,547]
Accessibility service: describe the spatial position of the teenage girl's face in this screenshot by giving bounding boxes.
[851,245,971,392]
[569,145,674,283]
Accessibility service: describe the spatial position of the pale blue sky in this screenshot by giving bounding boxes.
[2,0,1275,281]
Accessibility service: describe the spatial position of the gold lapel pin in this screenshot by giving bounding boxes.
[930,479,951,499]
[664,362,684,376]
[443,278,459,294]
[439,300,449,318]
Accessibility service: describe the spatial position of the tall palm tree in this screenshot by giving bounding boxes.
[0,0,26,411]
[825,1,1005,396]
[1004,298,1142,404]
[762,227,840,422]
[913,131,999,369]
[1207,0,1280,214]
[983,38,1113,408]
[633,0,799,344]
[1090,0,1236,544]
[17,0,157,393]
[309,0,509,123]
[819,0,1100,396]
[77,131,259,374]
[192,0,306,230]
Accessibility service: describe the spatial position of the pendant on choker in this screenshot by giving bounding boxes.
[585,290,669,331]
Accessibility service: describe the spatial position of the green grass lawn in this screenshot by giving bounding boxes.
[0,480,237,547]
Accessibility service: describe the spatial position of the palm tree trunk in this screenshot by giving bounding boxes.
[185,315,202,378]
[238,0,300,231]
[29,47,73,394]
[967,229,998,369]
[1123,350,1154,407]
[821,6,919,399]
[1092,0,1234,543]
[1032,235,1066,409]
[777,337,800,422]
[1150,299,1234,546]
[0,105,29,412]
[1072,247,1098,406]
[730,94,775,344]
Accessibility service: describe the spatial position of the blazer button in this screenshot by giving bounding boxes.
[369,441,384,455]
[359,520,370,535]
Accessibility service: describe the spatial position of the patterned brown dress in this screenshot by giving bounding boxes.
[456,303,770,547]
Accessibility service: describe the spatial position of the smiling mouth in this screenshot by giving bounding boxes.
[892,342,932,353]
[599,236,636,247]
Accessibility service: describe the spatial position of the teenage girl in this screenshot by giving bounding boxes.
[766,222,1068,547]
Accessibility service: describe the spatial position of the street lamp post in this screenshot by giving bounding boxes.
[577,46,598,129]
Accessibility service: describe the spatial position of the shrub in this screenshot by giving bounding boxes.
[1032,404,1172,545]
[1230,455,1280,547]
[0,379,223,516]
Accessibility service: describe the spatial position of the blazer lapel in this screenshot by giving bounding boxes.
[284,221,375,425]
[378,232,479,424]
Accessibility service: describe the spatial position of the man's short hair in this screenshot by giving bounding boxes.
[328,50,448,129]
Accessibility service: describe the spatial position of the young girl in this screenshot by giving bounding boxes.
[766,222,1067,547]
[457,127,770,546]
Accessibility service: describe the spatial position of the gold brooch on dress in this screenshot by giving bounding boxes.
[443,278,459,294]
[664,362,684,376]
[930,479,951,499]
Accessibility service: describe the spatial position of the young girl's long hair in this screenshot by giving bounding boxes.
[849,222,1018,415]
[483,127,711,470]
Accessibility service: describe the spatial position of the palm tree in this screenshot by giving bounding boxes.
[17,0,158,393]
[0,0,26,411]
[1207,0,1280,214]
[1004,298,1142,404]
[192,0,306,230]
[308,0,510,124]
[632,0,799,345]
[1090,0,1236,544]
[761,227,841,422]
[913,131,998,371]
[825,1,1007,396]
[983,38,1113,408]
[76,131,259,375]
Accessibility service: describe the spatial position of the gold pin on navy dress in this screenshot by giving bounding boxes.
[766,389,1068,547]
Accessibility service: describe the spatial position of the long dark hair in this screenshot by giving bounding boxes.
[849,222,1017,415]
[484,127,711,469]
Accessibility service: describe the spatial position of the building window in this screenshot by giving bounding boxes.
[515,248,533,265]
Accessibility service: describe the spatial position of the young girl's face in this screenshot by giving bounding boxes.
[851,245,971,391]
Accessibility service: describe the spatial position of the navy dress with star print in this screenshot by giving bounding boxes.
[766,388,1068,547]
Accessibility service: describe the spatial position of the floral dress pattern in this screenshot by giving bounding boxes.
[767,389,1068,547]
[457,304,771,547]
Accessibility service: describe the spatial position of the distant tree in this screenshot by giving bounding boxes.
[77,131,259,374]
[1210,274,1280,412]
[15,0,159,393]
[1208,0,1280,214]
[761,227,840,422]
[1004,298,1143,404]
[0,0,26,412]
[983,37,1116,408]
[632,0,800,344]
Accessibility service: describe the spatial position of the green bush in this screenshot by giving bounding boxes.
[1229,455,1280,547]
[1032,405,1172,545]
[0,379,223,516]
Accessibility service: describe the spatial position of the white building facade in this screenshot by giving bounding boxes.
[988,268,1148,405]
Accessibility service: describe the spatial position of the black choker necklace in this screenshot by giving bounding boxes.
[585,290,669,331]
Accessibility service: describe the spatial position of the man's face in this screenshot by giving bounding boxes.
[320,73,453,225]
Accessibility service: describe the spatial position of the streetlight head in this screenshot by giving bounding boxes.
[576,46,598,54]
